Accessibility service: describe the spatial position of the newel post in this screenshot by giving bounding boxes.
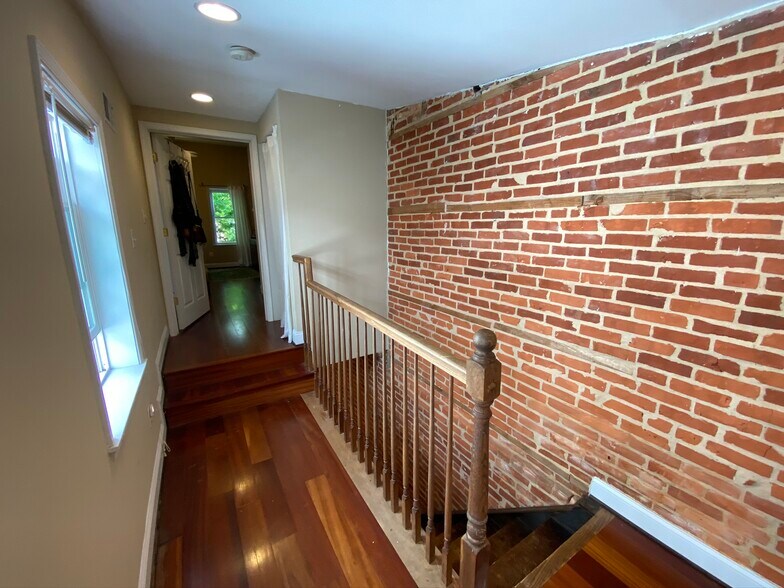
[459,329,502,588]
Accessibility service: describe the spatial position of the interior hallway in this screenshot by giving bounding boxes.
[163,270,294,374]
[153,396,416,588]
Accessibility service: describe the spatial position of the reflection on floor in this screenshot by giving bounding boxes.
[154,397,416,588]
[163,271,294,374]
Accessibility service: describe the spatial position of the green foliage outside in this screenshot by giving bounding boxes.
[211,191,236,243]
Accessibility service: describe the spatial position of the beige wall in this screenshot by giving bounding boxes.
[176,141,255,266]
[0,1,167,586]
[264,90,388,331]
[133,105,258,136]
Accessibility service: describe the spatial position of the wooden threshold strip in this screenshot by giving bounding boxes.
[387,183,783,216]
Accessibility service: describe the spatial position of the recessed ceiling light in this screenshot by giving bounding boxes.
[191,92,214,103]
[195,2,240,22]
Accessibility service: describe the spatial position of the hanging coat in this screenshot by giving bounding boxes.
[168,160,199,265]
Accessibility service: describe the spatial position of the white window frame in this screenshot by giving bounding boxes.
[30,37,146,452]
[209,187,237,245]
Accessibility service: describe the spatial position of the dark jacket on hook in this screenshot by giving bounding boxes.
[168,160,199,266]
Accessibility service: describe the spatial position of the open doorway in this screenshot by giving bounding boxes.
[138,122,293,368]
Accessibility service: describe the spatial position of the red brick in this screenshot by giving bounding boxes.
[676,42,738,72]
[710,139,783,160]
[623,171,676,188]
[692,79,748,104]
[721,238,784,255]
[754,117,784,135]
[740,310,784,331]
[579,79,622,101]
[606,52,652,77]
[675,443,735,478]
[720,94,784,118]
[717,341,784,370]
[639,353,692,377]
[681,121,747,145]
[656,32,713,61]
[707,441,774,477]
[713,218,782,234]
[680,167,741,183]
[649,150,704,168]
[596,90,642,113]
[752,71,784,92]
[648,72,703,98]
[624,135,677,154]
[628,62,675,87]
[657,235,718,251]
[634,96,681,118]
[711,51,778,78]
[656,107,716,131]
[719,5,784,39]
[746,163,784,180]
[741,24,784,50]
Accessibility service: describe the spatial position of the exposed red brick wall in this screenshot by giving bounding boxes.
[387,5,784,583]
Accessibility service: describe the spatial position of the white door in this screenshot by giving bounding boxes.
[152,134,210,330]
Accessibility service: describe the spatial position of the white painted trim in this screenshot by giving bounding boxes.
[155,325,169,405]
[138,421,166,588]
[205,261,243,269]
[589,479,775,588]
[137,121,277,336]
[292,329,304,346]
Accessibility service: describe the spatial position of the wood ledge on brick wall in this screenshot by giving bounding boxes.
[393,290,636,376]
[387,183,783,216]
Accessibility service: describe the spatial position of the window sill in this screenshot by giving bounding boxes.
[102,361,147,452]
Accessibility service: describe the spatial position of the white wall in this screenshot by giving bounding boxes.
[259,90,388,332]
[0,1,167,586]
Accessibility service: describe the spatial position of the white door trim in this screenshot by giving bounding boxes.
[138,121,274,336]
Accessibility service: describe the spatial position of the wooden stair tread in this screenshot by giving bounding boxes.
[489,519,567,588]
[488,518,537,565]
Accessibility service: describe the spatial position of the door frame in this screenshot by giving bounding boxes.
[138,121,274,336]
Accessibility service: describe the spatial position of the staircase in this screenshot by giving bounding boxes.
[293,255,724,588]
[163,346,313,427]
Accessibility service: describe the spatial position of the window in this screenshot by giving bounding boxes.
[210,188,237,244]
[39,58,144,448]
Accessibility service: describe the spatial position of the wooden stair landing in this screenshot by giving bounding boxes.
[163,346,314,427]
[425,499,724,587]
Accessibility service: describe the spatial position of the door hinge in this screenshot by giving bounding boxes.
[162,227,169,237]
[173,296,179,306]
[152,151,158,163]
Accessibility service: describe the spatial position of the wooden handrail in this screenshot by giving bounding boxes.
[293,255,467,384]
[293,254,502,588]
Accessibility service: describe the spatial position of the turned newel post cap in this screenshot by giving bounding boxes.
[472,329,497,356]
[467,329,502,403]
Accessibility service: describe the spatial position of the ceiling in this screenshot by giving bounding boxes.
[74,0,776,122]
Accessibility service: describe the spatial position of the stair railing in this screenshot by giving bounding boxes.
[293,255,503,586]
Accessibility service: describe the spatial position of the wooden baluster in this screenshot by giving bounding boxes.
[459,330,502,588]
[313,291,321,405]
[364,322,371,473]
[348,313,356,452]
[401,347,411,528]
[296,264,307,366]
[373,329,382,487]
[331,302,338,424]
[355,315,362,459]
[411,354,422,543]
[382,335,390,500]
[391,340,400,512]
[303,265,313,370]
[442,376,456,585]
[425,363,436,563]
[320,295,327,409]
[339,307,347,436]
[325,299,332,416]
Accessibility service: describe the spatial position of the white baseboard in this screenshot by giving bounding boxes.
[292,329,304,346]
[138,422,166,588]
[589,479,774,588]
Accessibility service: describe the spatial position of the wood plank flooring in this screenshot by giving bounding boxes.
[154,396,416,588]
[163,275,294,375]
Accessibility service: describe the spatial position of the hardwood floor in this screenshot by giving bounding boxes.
[154,396,416,588]
[163,274,294,375]
[543,516,723,588]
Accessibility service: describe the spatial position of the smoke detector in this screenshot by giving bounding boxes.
[229,45,258,61]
